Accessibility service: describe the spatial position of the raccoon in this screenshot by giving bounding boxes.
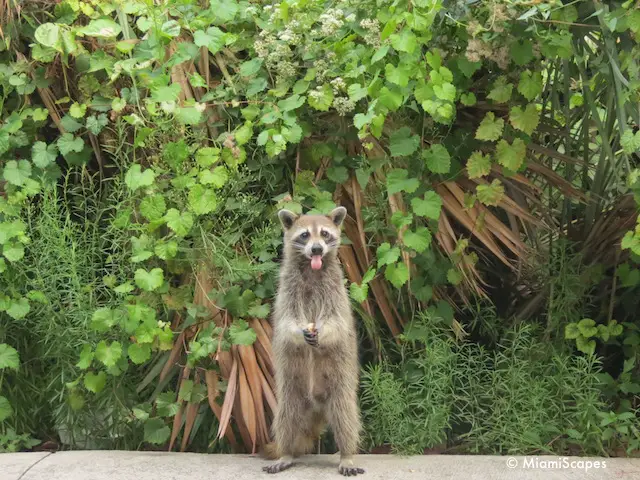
[262,206,364,476]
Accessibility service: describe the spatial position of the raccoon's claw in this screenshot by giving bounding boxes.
[302,328,318,347]
[263,459,294,474]
[339,466,365,476]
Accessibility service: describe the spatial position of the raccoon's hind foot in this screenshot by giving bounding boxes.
[338,456,365,476]
[263,456,294,474]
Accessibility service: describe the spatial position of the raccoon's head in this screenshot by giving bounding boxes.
[277,206,347,271]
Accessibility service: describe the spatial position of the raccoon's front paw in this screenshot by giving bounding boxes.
[302,327,318,347]
[263,457,294,474]
[339,465,365,476]
[339,457,365,476]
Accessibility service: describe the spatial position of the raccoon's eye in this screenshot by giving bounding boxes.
[320,230,329,238]
[300,231,310,240]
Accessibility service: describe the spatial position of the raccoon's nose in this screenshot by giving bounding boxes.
[311,244,324,255]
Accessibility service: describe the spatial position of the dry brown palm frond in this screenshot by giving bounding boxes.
[180,371,201,452]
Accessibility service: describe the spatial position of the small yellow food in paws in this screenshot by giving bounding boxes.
[307,322,316,332]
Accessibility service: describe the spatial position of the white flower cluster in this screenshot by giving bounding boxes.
[313,58,329,83]
[309,86,326,102]
[319,8,345,36]
[333,97,355,116]
[330,76,346,93]
[360,18,381,47]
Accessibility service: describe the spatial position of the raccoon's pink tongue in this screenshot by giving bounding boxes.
[311,255,323,270]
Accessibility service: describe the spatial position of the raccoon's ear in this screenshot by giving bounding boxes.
[329,206,347,227]
[278,209,298,230]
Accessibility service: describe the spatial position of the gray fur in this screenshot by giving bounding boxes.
[264,208,364,476]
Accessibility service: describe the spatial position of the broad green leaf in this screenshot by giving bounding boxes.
[376,242,401,266]
[196,147,220,167]
[621,130,640,154]
[389,127,419,157]
[447,268,463,285]
[165,209,193,237]
[235,122,253,145]
[433,83,456,102]
[391,211,413,230]
[161,20,180,37]
[193,27,227,55]
[151,84,182,103]
[518,70,543,101]
[496,138,526,171]
[476,112,504,141]
[403,227,432,253]
[466,151,492,179]
[112,97,126,112]
[144,418,170,444]
[487,77,513,103]
[0,343,19,370]
[176,106,204,125]
[156,392,180,417]
[476,179,505,206]
[155,241,178,260]
[76,344,94,370]
[371,44,389,63]
[386,169,419,195]
[390,29,417,53]
[385,261,409,288]
[378,86,403,111]
[326,166,349,184]
[576,335,596,355]
[248,302,270,319]
[79,19,122,38]
[84,371,107,393]
[32,141,58,168]
[188,185,218,215]
[423,144,451,174]
[277,94,305,112]
[95,340,123,367]
[4,242,25,262]
[0,396,13,421]
[199,166,229,188]
[510,40,534,65]
[564,323,580,339]
[57,133,84,155]
[385,63,410,87]
[246,77,268,97]
[569,93,584,109]
[135,268,164,291]
[3,160,31,186]
[460,92,477,106]
[91,308,120,332]
[0,220,27,245]
[239,58,263,77]
[129,343,151,364]
[140,195,166,221]
[308,84,333,111]
[86,114,108,135]
[577,318,598,338]
[348,83,367,102]
[69,102,87,118]
[179,380,194,401]
[35,23,61,49]
[457,57,481,78]
[411,191,442,220]
[510,104,540,135]
[6,297,30,319]
[350,282,369,303]
[125,164,156,191]
[229,319,257,345]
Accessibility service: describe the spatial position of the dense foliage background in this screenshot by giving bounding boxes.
[1,0,640,456]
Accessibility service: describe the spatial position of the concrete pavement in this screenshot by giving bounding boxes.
[2,451,640,480]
